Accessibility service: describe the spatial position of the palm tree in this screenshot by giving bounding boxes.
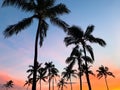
[27,62,42,79]
[44,61,54,90]
[57,78,67,90]
[62,65,77,90]
[24,78,33,90]
[37,67,47,90]
[2,1,70,90]
[96,65,115,90]
[3,80,14,90]
[64,25,106,90]
[49,65,59,90]
[66,45,83,90]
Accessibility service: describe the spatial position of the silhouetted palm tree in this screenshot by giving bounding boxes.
[2,1,70,90]
[64,25,106,90]
[37,67,47,90]
[66,45,83,90]
[96,65,115,90]
[24,78,33,90]
[62,66,77,90]
[44,61,55,90]
[3,80,14,90]
[57,78,67,90]
[27,62,42,79]
[49,66,59,90]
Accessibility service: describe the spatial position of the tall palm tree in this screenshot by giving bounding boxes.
[64,25,106,90]
[57,78,67,90]
[44,61,54,90]
[24,78,33,90]
[96,65,115,90]
[3,80,14,90]
[66,45,83,90]
[2,1,70,90]
[37,67,47,90]
[62,66,77,90]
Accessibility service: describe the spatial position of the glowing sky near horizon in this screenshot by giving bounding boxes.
[0,0,120,90]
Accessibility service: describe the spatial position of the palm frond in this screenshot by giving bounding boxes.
[68,26,84,39]
[70,45,80,57]
[94,38,106,47]
[107,72,115,77]
[82,56,94,63]
[65,57,75,64]
[44,0,55,8]
[38,20,49,47]
[68,59,76,69]
[86,45,94,60]
[2,0,25,7]
[84,25,94,37]
[47,3,70,17]
[50,17,69,32]
[2,0,35,12]
[64,37,78,46]
[97,74,103,79]
[3,16,34,38]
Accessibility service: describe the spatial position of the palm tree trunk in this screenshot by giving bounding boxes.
[70,77,73,90]
[78,59,82,90]
[79,73,82,90]
[49,69,51,90]
[104,77,109,90]
[32,20,40,90]
[83,44,92,90]
[61,85,63,90]
[40,79,41,90]
[52,78,54,90]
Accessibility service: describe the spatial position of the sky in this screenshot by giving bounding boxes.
[0,0,120,90]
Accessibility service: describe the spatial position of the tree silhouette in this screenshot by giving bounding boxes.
[27,62,42,79]
[2,1,70,90]
[24,78,33,90]
[96,65,115,90]
[49,65,59,90]
[37,67,47,90]
[44,61,57,90]
[3,80,14,90]
[57,78,67,90]
[64,25,106,90]
[62,65,77,90]
[66,45,83,90]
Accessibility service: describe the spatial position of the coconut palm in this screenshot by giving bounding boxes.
[3,80,14,90]
[49,65,60,90]
[24,78,33,90]
[62,65,77,90]
[37,67,47,90]
[64,25,106,90]
[44,61,55,90]
[66,45,94,90]
[57,78,67,90]
[2,1,70,90]
[96,65,115,90]
[66,45,83,90]
[27,62,42,79]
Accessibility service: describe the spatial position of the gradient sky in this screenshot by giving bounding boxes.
[0,0,120,90]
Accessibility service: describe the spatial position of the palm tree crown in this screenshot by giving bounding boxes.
[96,65,115,90]
[96,65,115,79]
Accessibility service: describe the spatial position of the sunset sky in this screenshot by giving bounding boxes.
[0,0,120,90]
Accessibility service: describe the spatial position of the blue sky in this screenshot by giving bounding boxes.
[0,0,120,90]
